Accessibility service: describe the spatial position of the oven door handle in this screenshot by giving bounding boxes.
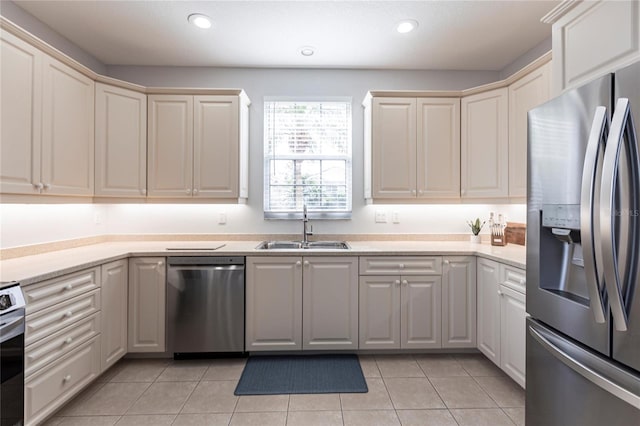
[0,311,25,343]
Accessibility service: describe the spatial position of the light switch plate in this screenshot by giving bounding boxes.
[392,211,399,223]
[375,210,387,223]
[218,213,227,225]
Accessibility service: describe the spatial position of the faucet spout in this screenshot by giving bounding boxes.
[302,204,313,244]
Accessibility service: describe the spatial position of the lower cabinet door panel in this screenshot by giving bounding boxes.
[401,276,442,349]
[24,336,101,426]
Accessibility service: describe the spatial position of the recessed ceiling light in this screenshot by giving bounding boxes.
[396,20,418,34]
[188,13,212,29]
[300,46,315,57]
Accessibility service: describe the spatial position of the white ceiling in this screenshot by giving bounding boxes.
[12,0,559,71]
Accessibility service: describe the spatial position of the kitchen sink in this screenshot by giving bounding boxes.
[255,241,350,250]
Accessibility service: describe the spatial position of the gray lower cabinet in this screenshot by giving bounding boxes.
[127,257,166,353]
[442,256,476,348]
[359,274,442,349]
[245,256,359,351]
[100,259,128,370]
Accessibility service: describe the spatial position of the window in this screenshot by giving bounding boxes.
[264,99,352,219]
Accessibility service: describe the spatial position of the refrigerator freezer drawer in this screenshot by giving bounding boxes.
[526,318,640,426]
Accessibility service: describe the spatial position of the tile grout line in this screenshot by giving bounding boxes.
[413,354,462,426]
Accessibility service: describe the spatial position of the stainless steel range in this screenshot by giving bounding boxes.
[0,282,26,426]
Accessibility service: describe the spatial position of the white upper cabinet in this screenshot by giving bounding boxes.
[371,97,417,199]
[461,87,509,199]
[147,95,194,198]
[508,61,551,198]
[1,30,94,197]
[417,98,461,199]
[366,96,461,201]
[193,96,240,198]
[41,55,95,196]
[548,0,640,93]
[95,83,147,197]
[0,29,42,195]
[147,93,249,200]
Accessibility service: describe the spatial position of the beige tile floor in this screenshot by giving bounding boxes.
[43,353,525,426]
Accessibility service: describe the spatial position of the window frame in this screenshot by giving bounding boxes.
[263,96,353,220]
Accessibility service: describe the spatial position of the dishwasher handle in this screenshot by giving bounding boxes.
[167,256,245,266]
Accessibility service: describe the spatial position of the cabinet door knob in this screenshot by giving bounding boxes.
[304,260,310,267]
[296,261,302,267]
[418,190,424,195]
[157,261,164,267]
[497,290,503,296]
[64,284,73,291]
[141,189,147,195]
[411,190,416,196]
[186,188,191,194]
[444,260,450,265]
[64,337,73,345]
[519,279,525,285]
[63,374,71,383]
[394,280,400,286]
[461,189,466,195]
[64,311,73,318]
[34,182,44,191]
[193,189,199,195]
[43,183,51,190]
[402,280,408,286]
[399,263,405,269]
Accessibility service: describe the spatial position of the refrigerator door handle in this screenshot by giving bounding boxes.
[600,98,640,332]
[580,106,608,323]
[529,323,640,409]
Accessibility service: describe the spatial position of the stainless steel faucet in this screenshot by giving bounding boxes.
[302,204,313,244]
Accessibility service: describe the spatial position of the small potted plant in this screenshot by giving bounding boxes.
[467,218,485,243]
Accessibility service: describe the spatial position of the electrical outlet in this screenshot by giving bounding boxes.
[218,213,227,225]
[392,211,400,223]
[94,213,101,225]
[375,210,387,223]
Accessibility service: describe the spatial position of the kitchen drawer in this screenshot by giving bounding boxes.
[500,264,526,294]
[25,289,101,346]
[25,312,101,378]
[24,267,100,315]
[24,336,101,426]
[359,256,442,275]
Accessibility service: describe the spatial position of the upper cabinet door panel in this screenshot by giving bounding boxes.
[0,30,42,194]
[193,96,239,198]
[95,83,147,197]
[508,62,551,198]
[372,98,417,198]
[417,98,461,198]
[41,56,94,196]
[461,87,509,199]
[147,95,193,197]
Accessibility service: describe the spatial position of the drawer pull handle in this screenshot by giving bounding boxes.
[65,284,73,291]
[64,311,73,318]
[64,337,73,345]
[63,374,71,383]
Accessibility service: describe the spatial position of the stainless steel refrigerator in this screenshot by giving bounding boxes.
[526,61,640,425]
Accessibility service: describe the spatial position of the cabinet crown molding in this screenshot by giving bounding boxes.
[540,0,583,24]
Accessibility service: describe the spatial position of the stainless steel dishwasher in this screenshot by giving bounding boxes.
[167,257,245,355]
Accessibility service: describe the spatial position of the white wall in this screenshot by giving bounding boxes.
[0,204,107,248]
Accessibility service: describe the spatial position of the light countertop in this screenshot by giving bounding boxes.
[0,240,526,287]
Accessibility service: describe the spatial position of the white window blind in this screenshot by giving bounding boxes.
[264,100,352,219]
